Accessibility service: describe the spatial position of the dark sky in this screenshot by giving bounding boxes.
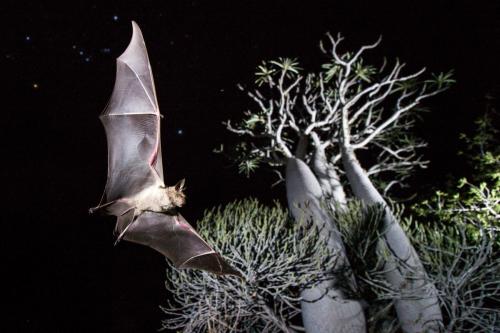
[5,1,499,332]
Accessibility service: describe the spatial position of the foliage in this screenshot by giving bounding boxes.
[222,33,453,195]
[329,202,386,298]
[403,217,500,332]
[161,199,337,333]
[412,109,500,237]
[197,33,500,333]
[162,177,499,333]
[328,199,499,332]
[329,201,401,333]
[407,107,500,330]
[459,107,499,184]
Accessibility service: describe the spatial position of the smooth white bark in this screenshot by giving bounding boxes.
[341,147,443,333]
[286,157,366,333]
[312,146,347,204]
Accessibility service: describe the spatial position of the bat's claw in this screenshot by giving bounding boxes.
[88,207,96,215]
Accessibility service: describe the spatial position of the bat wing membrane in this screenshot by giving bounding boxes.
[100,114,160,202]
[94,22,240,278]
[120,211,241,277]
[99,21,164,204]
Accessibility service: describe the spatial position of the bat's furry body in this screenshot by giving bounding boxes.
[133,181,186,213]
[98,180,185,214]
[90,181,184,215]
[90,21,239,277]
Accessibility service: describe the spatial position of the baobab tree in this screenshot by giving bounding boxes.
[225,57,367,333]
[223,33,453,332]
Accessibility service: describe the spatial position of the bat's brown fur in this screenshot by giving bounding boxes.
[166,185,186,208]
[89,179,186,217]
[132,179,186,214]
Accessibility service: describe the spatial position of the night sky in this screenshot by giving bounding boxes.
[5,1,499,332]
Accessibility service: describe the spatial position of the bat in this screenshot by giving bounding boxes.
[89,21,240,277]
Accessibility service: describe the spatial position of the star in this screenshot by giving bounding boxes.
[112,15,119,22]
[177,129,184,135]
[32,83,39,89]
[25,36,31,41]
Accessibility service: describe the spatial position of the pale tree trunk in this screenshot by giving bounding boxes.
[286,157,366,333]
[341,147,443,333]
[312,146,347,204]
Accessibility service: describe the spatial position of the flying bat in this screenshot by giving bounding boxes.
[89,21,239,277]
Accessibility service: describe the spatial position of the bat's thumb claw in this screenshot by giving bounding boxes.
[88,207,96,215]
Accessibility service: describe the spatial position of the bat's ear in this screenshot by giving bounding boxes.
[175,178,186,191]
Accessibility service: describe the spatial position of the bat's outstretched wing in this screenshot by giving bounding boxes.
[117,212,241,277]
[99,21,164,205]
[93,22,241,278]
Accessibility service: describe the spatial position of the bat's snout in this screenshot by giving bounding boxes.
[172,191,186,208]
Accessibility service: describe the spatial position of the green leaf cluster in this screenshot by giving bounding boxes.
[162,199,337,332]
[255,58,301,86]
[412,110,499,238]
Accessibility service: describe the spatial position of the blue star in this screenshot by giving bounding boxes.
[112,15,119,21]
[25,36,31,41]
